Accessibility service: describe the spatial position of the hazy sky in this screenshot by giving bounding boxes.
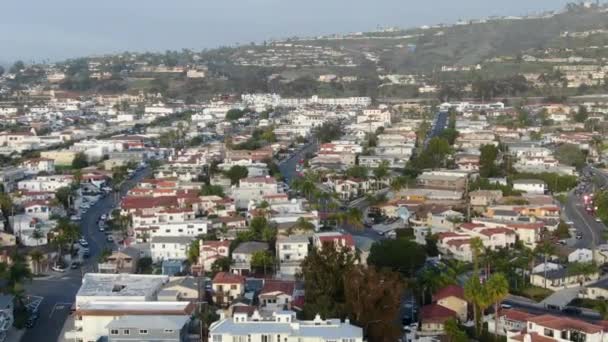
[1,0,572,63]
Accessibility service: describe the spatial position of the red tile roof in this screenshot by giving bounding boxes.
[260,280,295,296]
[121,196,178,210]
[213,272,245,285]
[433,285,465,301]
[499,308,535,322]
[420,304,457,323]
[528,314,604,334]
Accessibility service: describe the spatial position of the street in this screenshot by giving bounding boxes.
[279,142,317,184]
[21,167,150,342]
[563,166,607,249]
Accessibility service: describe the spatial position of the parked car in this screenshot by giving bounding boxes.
[70,261,81,269]
[79,239,89,247]
[52,264,66,273]
[106,235,114,243]
[562,306,582,315]
[576,232,583,240]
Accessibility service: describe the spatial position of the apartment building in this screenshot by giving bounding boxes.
[209,310,363,342]
[232,176,280,209]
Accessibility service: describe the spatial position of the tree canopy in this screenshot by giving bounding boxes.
[367,239,426,276]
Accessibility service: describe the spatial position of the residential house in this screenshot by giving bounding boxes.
[212,272,245,307]
[508,315,608,342]
[579,277,608,300]
[231,241,269,275]
[512,179,547,194]
[432,285,467,321]
[209,310,363,342]
[416,170,468,190]
[259,280,297,311]
[106,315,191,342]
[312,232,355,253]
[470,190,503,209]
[198,240,230,271]
[150,236,191,263]
[418,304,458,337]
[486,308,535,336]
[530,267,599,291]
[232,176,280,209]
[98,247,141,274]
[276,235,309,277]
[158,276,201,302]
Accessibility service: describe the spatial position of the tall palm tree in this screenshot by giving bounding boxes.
[464,272,488,337]
[470,237,484,273]
[485,273,510,338]
[29,250,44,275]
[535,241,555,289]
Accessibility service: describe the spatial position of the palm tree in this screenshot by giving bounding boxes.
[470,237,484,273]
[464,272,488,337]
[535,241,556,289]
[592,135,604,159]
[32,228,44,246]
[29,250,44,275]
[595,301,608,320]
[345,208,364,231]
[485,273,509,338]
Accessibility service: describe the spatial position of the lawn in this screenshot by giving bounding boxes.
[512,286,554,302]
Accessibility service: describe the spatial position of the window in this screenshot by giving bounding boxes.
[231,285,237,290]
[110,330,119,335]
[261,335,270,342]
[123,329,130,335]
[544,328,553,337]
[164,329,174,333]
[212,335,223,342]
[139,329,148,335]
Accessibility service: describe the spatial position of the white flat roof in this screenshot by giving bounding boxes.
[77,273,169,298]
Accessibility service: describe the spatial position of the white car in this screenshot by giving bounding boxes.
[70,215,81,221]
[51,265,66,273]
[79,239,89,247]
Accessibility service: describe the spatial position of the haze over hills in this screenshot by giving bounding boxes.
[1,0,574,62]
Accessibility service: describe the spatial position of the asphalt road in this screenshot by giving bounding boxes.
[279,143,317,184]
[423,111,448,148]
[562,166,607,249]
[21,167,150,342]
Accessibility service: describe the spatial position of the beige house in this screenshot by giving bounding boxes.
[469,190,503,208]
[433,285,467,321]
[97,248,140,274]
[212,272,245,307]
[159,276,201,302]
[0,232,16,247]
[531,267,599,291]
[40,150,79,166]
[579,278,608,300]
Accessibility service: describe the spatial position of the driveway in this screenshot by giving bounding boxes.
[540,287,581,309]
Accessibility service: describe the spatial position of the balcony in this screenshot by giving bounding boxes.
[97,262,118,273]
[64,328,83,341]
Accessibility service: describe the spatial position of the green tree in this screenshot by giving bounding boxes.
[299,243,357,319]
[346,165,369,179]
[225,109,246,121]
[367,239,426,276]
[479,144,500,178]
[574,105,589,123]
[211,257,231,274]
[29,249,44,275]
[0,193,14,217]
[224,165,248,185]
[10,60,25,74]
[555,144,586,169]
[553,220,571,239]
[71,152,88,169]
[250,250,275,275]
[199,185,225,197]
[444,318,468,342]
[55,186,72,210]
[187,239,200,264]
[344,266,403,342]
[464,272,488,337]
[485,273,510,337]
